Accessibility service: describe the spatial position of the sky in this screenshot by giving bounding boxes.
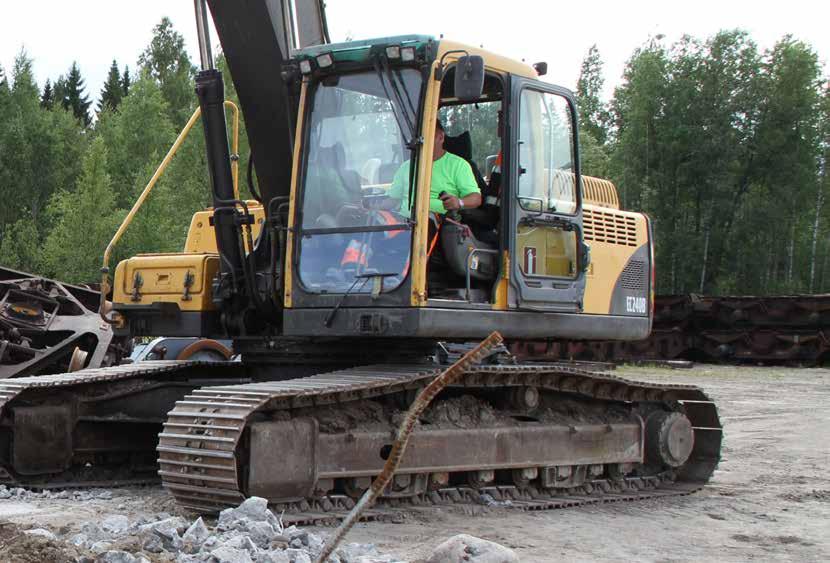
[1,0,827,105]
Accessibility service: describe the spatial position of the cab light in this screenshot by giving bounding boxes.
[316,52,334,68]
[401,46,416,62]
[385,45,401,59]
[299,59,313,74]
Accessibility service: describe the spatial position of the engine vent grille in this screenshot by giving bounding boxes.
[583,209,638,246]
[619,259,647,291]
[582,176,620,209]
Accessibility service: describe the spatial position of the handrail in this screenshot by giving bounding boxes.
[99,101,241,325]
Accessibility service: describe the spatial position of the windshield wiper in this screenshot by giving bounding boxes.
[374,58,421,215]
[384,58,419,147]
[392,67,418,128]
[373,58,418,149]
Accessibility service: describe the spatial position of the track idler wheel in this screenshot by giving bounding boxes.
[645,411,695,468]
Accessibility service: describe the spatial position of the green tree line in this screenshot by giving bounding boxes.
[0,17,250,284]
[577,32,829,295]
[0,23,826,296]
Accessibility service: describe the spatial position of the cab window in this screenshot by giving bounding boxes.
[517,90,577,215]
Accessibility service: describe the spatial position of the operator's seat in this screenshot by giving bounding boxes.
[443,131,499,244]
[443,131,487,194]
[438,132,499,283]
[318,143,362,201]
[440,221,498,282]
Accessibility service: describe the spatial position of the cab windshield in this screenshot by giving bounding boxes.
[298,69,422,294]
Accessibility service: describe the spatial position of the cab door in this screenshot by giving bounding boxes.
[507,79,587,312]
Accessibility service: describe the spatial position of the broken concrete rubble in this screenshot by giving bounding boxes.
[24,528,58,541]
[210,545,255,563]
[101,515,131,536]
[426,534,518,563]
[218,497,283,533]
[4,496,414,563]
[95,551,150,563]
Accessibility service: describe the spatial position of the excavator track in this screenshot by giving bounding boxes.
[158,364,721,521]
[0,360,248,488]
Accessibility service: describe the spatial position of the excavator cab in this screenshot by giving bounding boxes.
[281,36,652,341]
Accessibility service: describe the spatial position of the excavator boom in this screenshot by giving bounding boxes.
[204,0,329,204]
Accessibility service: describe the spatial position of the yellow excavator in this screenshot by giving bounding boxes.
[0,1,720,517]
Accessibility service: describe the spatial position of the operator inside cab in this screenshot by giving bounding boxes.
[381,120,482,215]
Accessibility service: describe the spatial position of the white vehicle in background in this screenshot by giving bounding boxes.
[128,337,234,363]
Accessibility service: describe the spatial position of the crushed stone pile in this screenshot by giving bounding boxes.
[0,484,114,502]
[1,486,518,563]
[1,494,400,563]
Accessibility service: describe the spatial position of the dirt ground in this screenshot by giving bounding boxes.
[1,364,828,562]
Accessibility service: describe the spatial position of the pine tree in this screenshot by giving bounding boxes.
[121,65,131,97]
[139,17,196,127]
[41,79,54,109]
[0,65,9,111]
[53,75,69,110]
[65,62,92,126]
[10,49,39,103]
[576,44,611,146]
[98,59,123,113]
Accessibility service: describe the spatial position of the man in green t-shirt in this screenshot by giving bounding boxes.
[384,120,482,215]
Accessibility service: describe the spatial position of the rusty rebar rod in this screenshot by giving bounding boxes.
[315,331,504,563]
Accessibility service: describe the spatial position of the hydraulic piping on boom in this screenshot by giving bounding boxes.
[193,0,252,329]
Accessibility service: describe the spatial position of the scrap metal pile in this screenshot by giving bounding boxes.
[513,294,830,365]
[0,266,127,379]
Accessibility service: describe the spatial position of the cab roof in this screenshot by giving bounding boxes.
[294,34,540,80]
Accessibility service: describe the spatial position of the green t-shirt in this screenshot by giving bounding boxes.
[388,152,480,215]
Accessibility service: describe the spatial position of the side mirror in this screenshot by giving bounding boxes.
[455,55,484,102]
[518,196,544,214]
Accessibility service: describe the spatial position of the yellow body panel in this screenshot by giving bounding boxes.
[436,40,539,80]
[184,202,265,254]
[114,199,264,312]
[113,253,220,312]
[581,204,649,315]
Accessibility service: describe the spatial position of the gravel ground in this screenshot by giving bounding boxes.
[1,364,828,562]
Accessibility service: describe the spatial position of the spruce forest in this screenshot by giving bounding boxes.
[0,20,827,296]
